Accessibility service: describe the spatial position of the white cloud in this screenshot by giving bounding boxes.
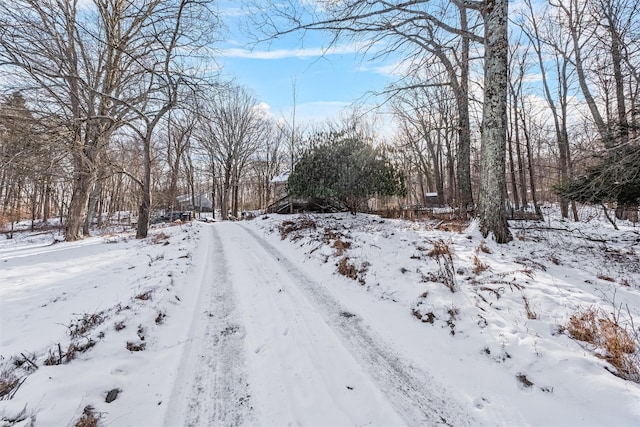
[219,7,248,17]
[252,101,275,120]
[362,60,412,77]
[220,43,366,60]
[522,72,543,83]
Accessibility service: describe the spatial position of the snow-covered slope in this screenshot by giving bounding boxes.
[1,223,207,426]
[246,211,640,426]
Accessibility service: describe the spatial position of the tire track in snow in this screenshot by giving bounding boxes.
[164,225,252,427]
[241,224,478,427]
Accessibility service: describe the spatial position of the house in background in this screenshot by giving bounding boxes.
[270,171,290,203]
[176,194,212,212]
[267,171,347,214]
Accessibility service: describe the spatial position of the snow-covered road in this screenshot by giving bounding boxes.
[166,222,477,426]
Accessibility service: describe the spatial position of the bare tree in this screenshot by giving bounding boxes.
[590,0,638,144]
[252,121,286,209]
[164,109,197,215]
[505,35,544,219]
[0,1,129,239]
[0,0,217,239]
[548,0,612,147]
[249,0,513,241]
[392,81,455,207]
[196,85,270,220]
[520,0,577,219]
[0,92,64,234]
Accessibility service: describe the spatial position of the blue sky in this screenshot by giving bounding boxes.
[212,1,562,134]
[216,3,396,126]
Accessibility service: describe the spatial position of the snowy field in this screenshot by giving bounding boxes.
[1,209,639,426]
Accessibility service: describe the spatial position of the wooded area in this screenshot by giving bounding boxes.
[0,0,638,242]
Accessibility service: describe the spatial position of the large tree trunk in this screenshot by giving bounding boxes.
[604,3,629,144]
[478,0,512,243]
[221,168,231,220]
[66,146,98,241]
[456,5,474,215]
[83,176,102,236]
[136,133,153,239]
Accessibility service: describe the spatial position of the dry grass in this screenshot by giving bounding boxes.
[337,257,368,285]
[126,341,146,352]
[435,220,468,233]
[68,312,104,338]
[151,232,169,244]
[155,312,167,325]
[477,242,492,254]
[114,321,126,331]
[44,340,96,366]
[322,228,346,244]
[446,306,459,335]
[427,239,452,257]
[0,369,20,400]
[279,216,316,240]
[75,405,98,427]
[427,240,457,292]
[472,269,530,291]
[566,307,639,382]
[412,308,436,324]
[43,343,64,366]
[135,291,152,301]
[522,291,537,320]
[337,257,358,280]
[333,239,351,256]
[516,373,534,388]
[472,255,489,275]
[597,274,615,282]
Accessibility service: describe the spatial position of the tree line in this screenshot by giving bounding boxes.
[1,0,638,243]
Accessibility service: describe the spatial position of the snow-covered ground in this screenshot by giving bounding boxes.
[1,209,639,426]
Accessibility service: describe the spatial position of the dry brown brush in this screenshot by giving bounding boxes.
[0,369,20,400]
[279,215,317,240]
[566,306,639,382]
[427,239,457,292]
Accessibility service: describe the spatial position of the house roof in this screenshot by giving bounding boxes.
[176,194,212,208]
[271,171,290,184]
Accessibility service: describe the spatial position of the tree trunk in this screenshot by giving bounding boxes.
[456,5,474,215]
[522,119,541,217]
[221,168,231,220]
[507,133,520,210]
[563,0,613,148]
[515,133,527,208]
[43,182,51,223]
[66,148,98,241]
[211,162,216,217]
[83,177,102,236]
[478,0,512,243]
[605,6,629,144]
[524,1,567,218]
[136,133,152,239]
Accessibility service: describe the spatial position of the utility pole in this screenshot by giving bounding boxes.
[289,78,297,214]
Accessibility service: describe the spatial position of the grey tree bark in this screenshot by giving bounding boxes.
[478,0,512,243]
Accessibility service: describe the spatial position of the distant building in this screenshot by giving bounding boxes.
[270,171,290,201]
[176,194,212,211]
